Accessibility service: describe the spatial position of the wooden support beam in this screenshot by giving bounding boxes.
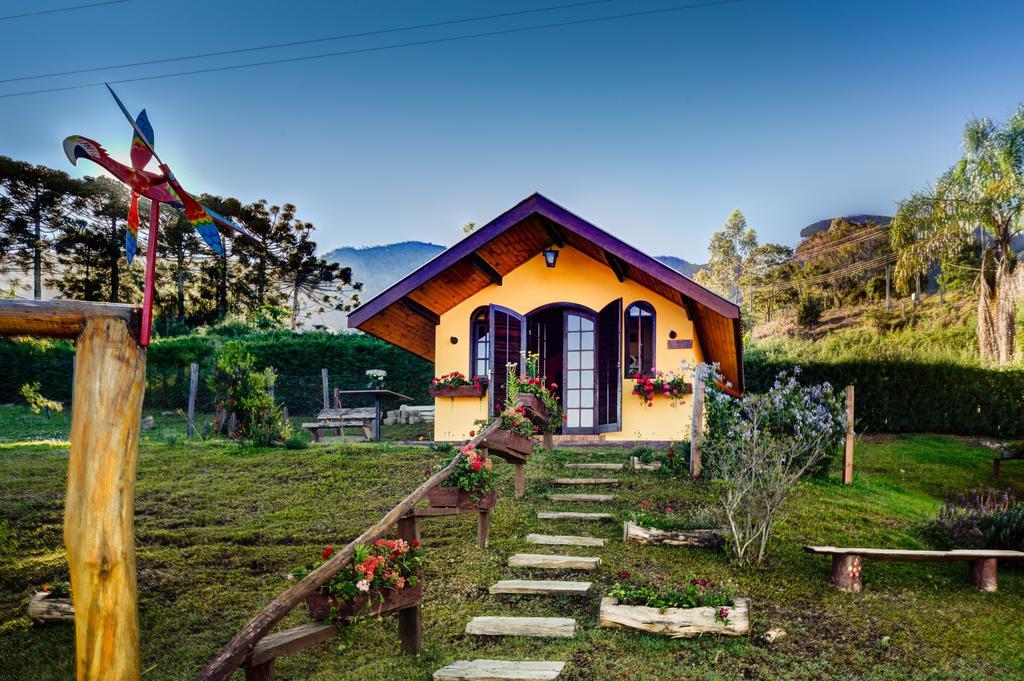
[469,253,502,286]
[400,297,440,325]
[0,299,140,341]
[537,215,565,247]
[690,371,705,478]
[66,316,147,681]
[603,250,628,283]
[843,385,855,485]
[396,516,422,654]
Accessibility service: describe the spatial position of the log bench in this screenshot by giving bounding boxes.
[301,408,376,442]
[804,545,1024,593]
[992,450,1024,481]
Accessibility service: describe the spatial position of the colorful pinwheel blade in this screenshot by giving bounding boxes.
[125,192,140,263]
[163,171,223,255]
[130,110,154,171]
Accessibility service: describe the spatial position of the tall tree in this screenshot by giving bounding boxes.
[277,225,361,328]
[155,203,204,320]
[0,156,81,298]
[891,107,1024,364]
[740,243,797,322]
[695,209,758,302]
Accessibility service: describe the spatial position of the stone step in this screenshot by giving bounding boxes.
[508,553,600,570]
[465,616,575,638]
[489,580,591,595]
[526,533,606,547]
[564,462,624,470]
[551,478,619,486]
[434,659,566,680]
[537,511,614,521]
[545,493,615,503]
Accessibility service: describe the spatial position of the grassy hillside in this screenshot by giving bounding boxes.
[1,407,1022,680]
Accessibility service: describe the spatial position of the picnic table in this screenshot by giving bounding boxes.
[335,389,412,441]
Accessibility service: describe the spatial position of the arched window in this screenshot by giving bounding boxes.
[470,307,490,380]
[624,301,655,377]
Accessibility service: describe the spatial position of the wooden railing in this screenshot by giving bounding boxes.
[194,420,504,681]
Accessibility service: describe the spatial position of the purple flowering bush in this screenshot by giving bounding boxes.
[922,488,1023,551]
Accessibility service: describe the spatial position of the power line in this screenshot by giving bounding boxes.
[794,227,888,261]
[0,0,748,100]
[1,0,627,84]
[0,0,129,22]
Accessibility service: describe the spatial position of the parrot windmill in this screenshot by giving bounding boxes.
[63,84,256,345]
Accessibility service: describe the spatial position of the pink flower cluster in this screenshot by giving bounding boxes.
[461,444,493,472]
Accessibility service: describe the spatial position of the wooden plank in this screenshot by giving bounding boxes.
[546,494,615,503]
[623,521,725,548]
[465,617,575,638]
[65,317,147,681]
[537,512,613,521]
[508,554,600,570]
[526,534,606,547]
[489,580,592,595]
[246,622,337,667]
[434,659,566,680]
[563,463,623,470]
[0,299,140,340]
[599,597,751,638]
[27,593,74,623]
[550,478,619,486]
[803,546,1024,561]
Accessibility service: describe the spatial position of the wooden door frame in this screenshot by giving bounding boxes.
[561,307,598,435]
[487,304,526,415]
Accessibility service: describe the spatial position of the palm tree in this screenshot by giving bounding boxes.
[891,106,1024,364]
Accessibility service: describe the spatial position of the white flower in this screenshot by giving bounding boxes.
[356,579,370,592]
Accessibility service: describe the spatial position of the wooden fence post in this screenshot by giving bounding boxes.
[690,371,705,478]
[267,366,276,400]
[843,385,855,485]
[321,368,329,409]
[66,317,146,681]
[187,362,198,438]
[396,516,422,654]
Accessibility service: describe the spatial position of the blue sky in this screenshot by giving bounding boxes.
[1,0,1022,262]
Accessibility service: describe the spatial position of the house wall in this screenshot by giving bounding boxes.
[432,245,702,442]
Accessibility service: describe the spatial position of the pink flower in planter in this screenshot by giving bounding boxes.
[356,580,370,592]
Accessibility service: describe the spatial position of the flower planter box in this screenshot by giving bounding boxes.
[622,521,725,548]
[27,592,74,623]
[426,487,497,510]
[515,393,548,423]
[599,596,751,638]
[307,583,423,622]
[482,428,534,458]
[430,384,487,398]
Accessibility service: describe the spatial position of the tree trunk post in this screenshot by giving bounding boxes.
[543,432,553,452]
[66,316,146,681]
[968,558,998,592]
[514,462,525,498]
[690,371,705,478]
[477,509,491,549]
[244,663,275,681]
[396,516,422,654]
[187,362,199,438]
[321,368,329,410]
[830,554,862,593]
[844,385,854,485]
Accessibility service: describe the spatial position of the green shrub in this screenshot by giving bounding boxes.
[209,342,291,444]
[796,297,823,328]
[284,435,309,450]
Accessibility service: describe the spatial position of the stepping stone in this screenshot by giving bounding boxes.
[546,493,615,503]
[465,616,575,638]
[508,553,600,570]
[537,511,613,521]
[434,659,566,680]
[527,533,606,547]
[564,462,624,470]
[489,579,591,595]
[551,478,619,486]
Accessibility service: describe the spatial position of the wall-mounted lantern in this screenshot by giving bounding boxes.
[543,248,559,268]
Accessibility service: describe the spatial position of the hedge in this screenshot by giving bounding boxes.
[745,357,1024,438]
[0,332,434,416]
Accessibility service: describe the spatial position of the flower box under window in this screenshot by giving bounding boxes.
[429,383,487,398]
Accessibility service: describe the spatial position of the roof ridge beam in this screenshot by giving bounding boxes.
[537,215,566,248]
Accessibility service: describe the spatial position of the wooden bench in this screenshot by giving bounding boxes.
[804,545,1024,593]
[301,408,376,442]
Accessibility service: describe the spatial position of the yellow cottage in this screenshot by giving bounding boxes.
[348,194,742,443]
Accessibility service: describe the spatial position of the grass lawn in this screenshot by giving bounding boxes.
[1,405,1022,680]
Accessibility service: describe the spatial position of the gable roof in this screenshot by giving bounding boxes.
[348,193,743,391]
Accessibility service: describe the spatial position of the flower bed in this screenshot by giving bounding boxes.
[622,500,722,545]
[291,541,424,623]
[599,574,749,638]
[430,372,488,398]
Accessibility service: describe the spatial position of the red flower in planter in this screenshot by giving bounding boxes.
[411,539,420,548]
[322,546,334,560]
